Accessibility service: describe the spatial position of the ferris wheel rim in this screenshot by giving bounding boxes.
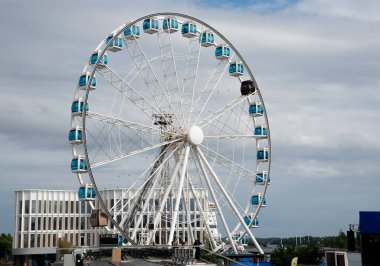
[71,12,271,251]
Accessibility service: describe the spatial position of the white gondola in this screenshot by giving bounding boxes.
[163,17,179,33]
[181,21,197,38]
[78,183,96,201]
[71,98,89,116]
[243,214,259,228]
[124,24,140,40]
[90,50,108,69]
[78,72,96,91]
[251,192,266,207]
[106,34,123,52]
[253,125,268,139]
[215,44,230,60]
[256,171,269,185]
[200,30,215,47]
[143,18,159,34]
[71,155,88,173]
[229,61,244,77]
[257,147,269,162]
[249,102,263,117]
[69,126,83,144]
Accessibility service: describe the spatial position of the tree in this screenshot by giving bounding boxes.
[0,233,12,259]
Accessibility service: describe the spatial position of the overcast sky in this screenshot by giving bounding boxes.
[0,0,379,238]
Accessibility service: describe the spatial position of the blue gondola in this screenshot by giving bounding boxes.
[143,18,159,34]
[243,214,259,228]
[251,193,266,207]
[215,44,230,60]
[78,72,96,91]
[69,126,83,144]
[200,30,215,47]
[124,24,140,40]
[249,102,263,116]
[182,21,197,38]
[78,184,96,201]
[71,98,89,116]
[257,148,269,162]
[229,61,244,77]
[163,17,179,33]
[90,50,108,69]
[71,155,88,173]
[106,34,123,52]
[254,125,268,138]
[256,171,270,185]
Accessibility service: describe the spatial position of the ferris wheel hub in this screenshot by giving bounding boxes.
[187,126,204,145]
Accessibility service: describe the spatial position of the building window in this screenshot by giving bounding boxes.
[25,200,30,214]
[81,201,85,214]
[19,201,22,215]
[38,200,42,213]
[81,217,85,230]
[24,217,29,231]
[31,200,36,213]
[53,234,57,247]
[18,217,22,231]
[65,217,68,230]
[30,234,35,247]
[24,234,28,248]
[31,217,36,230]
[53,217,57,230]
[65,201,69,214]
[38,217,41,230]
[59,217,62,230]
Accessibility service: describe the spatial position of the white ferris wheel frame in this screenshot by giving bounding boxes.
[70,12,271,254]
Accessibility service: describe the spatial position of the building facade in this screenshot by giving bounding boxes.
[13,188,213,265]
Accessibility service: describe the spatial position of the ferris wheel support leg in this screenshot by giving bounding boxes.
[181,187,195,245]
[131,166,163,241]
[187,173,218,250]
[194,148,238,254]
[147,148,185,244]
[168,144,191,246]
[197,147,264,255]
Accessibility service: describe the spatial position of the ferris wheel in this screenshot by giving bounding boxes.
[69,12,271,254]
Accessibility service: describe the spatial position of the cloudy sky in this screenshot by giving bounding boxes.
[0,0,379,238]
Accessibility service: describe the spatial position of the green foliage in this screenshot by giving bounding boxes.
[58,237,72,254]
[270,245,296,266]
[0,233,12,258]
[258,231,349,249]
[270,244,320,266]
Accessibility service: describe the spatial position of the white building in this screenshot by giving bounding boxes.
[13,188,215,265]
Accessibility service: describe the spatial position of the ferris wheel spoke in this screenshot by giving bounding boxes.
[204,134,255,139]
[181,25,203,128]
[157,29,185,128]
[95,65,170,125]
[193,146,238,254]
[91,138,181,168]
[168,144,190,245]
[148,147,186,243]
[196,147,264,255]
[116,143,181,227]
[187,174,218,250]
[87,111,167,135]
[199,145,256,183]
[122,37,182,127]
[198,95,249,128]
[191,54,233,126]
